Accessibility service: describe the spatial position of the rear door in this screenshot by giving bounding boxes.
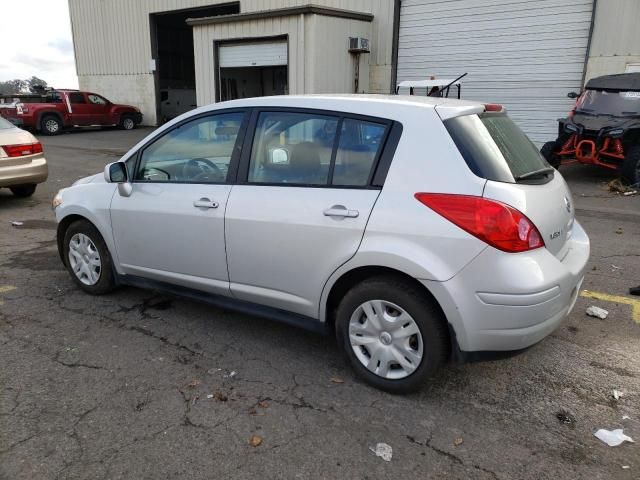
[225,109,392,318]
[67,92,92,125]
[442,110,574,258]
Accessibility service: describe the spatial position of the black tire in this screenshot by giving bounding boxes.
[335,275,449,393]
[119,114,136,130]
[63,220,116,295]
[541,141,561,169]
[40,114,63,136]
[9,184,36,198]
[621,144,640,186]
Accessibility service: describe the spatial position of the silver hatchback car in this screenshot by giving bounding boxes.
[54,95,589,392]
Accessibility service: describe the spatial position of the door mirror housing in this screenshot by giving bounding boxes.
[105,162,127,183]
[567,91,580,99]
[105,162,133,197]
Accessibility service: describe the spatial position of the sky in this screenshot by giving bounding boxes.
[0,0,78,88]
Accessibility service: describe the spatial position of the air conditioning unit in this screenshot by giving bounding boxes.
[348,37,370,53]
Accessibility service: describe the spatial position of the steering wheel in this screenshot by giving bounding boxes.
[182,158,224,182]
[142,167,171,181]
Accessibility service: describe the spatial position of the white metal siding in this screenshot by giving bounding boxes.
[219,42,288,68]
[397,0,594,145]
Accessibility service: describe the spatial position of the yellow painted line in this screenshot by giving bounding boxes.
[580,290,640,324]
[0,286,17,305]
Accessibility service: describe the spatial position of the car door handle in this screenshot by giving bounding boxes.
[193,198,219,209]
[323,205,359,218]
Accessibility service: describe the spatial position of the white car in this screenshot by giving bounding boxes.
[53,95,589,392]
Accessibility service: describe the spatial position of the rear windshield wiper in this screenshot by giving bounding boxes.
[515,167,555,181]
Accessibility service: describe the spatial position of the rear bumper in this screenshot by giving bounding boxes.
[423,220,590,353]
[0,156,48,187]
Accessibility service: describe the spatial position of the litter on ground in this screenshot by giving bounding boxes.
[370,443,393,462]
[586,306,609,319]
[594,428,634,447]
[612,390,623,400]
[10,221,23,227]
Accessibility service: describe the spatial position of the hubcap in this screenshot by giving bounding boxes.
[123,118,134,129]
[68,233,101,286]
[348,300,424,380]
[46,119,59,132]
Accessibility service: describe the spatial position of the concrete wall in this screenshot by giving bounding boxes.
[585,0,640,81]
[69,0,396,125]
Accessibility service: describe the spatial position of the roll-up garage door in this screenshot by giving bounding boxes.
[397,0,594,145]
[219,41,288,68]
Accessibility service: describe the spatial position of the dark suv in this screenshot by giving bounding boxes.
[541,72,640,185]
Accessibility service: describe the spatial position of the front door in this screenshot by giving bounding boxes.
[225,110,390,318]
[86,93,111,125]
[110,110,246,294]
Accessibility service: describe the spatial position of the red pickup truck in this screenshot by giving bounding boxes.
[0,90,142,135]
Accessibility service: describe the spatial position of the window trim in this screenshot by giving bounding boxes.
[130,108,249,186]
[236,107,397,190]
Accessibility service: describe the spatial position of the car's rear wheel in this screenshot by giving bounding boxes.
[621,144,640,186]
[40,115,63,136]
[541,141,561,169]
[119,115,136,130]
[335,275,449,393]
[10,184,37,198]
[63,220,116,295]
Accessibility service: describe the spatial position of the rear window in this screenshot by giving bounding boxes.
[444,113,552,183]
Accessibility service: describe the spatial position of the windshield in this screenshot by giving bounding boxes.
[0,116,15,130]
[576,89,640,116]
[444,113,552,183]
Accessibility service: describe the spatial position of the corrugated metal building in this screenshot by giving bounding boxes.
[69,0,636,143]
[68,0,395,126]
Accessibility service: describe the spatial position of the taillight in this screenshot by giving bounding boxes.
[415,193,544,253]
[1,143,43,157]
[484,103,504,112]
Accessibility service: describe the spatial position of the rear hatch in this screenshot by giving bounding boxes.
[442,110,574,258]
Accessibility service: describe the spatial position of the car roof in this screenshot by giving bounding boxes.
[202,94,484,118]
[585,73,640,91]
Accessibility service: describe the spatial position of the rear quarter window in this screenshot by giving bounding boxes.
[444,113,552,184]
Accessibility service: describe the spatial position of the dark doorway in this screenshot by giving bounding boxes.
[151,3,239,123]
[219,66,288,101]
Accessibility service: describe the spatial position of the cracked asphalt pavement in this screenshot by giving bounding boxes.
[1,128,639,479]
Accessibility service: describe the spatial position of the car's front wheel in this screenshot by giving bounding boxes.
[63,220,116,295]
[119,114,136,130]
[335,275,449,393]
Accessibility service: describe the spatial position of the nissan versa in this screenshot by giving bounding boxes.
[53,95,589,392]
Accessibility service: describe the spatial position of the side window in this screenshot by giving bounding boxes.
[69,93,86,104]
[87,94,107,105]
[332,119,387,187]
[248,111,339,185]
[135,112,244,183]
[46,92,62,103]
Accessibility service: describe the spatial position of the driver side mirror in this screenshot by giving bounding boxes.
[567,91,580,99]
[104,162,132,197]
[105,162,127,183]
